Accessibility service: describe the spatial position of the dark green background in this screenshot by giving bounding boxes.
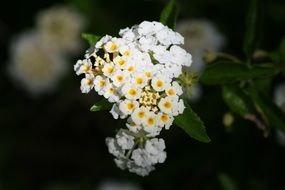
[0,0,285,189]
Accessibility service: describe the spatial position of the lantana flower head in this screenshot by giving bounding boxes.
[74,21,193,176]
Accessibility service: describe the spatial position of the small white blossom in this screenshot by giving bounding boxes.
[151,75,170,92]
[145,138,167,164]
[119,100,139,115]
[106,137,125,158]
[127,161,155,177]
[121,84,142,100]
[74,59,92,76]
[80,75,95,94]
[116,129,135,150]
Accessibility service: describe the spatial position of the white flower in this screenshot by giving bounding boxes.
[103,83,119,103]
[131,148,152,167]
[102,63,115,77]
[114,158,128,170]
[145,138,167,163]
[106,137,125,158]
[110,104,122,119]
[172,98,185,116]
[151,75,170,92]
[169,45,192,67]
[138,36,157,52]
[158,96,175,115]
[119,100,139,115]
[94,75,107,95]
[104,38,121,53]
[121,84,142,100]
[165,81,183,97]
[116,129,135,150]
[132,73,148,88]
[125,63,136,74]
[143,112,160,135]
[74,59,92,76]
[8,32,67,96]
[80,74,95,93]
[126,123,142,133]
[111,70,128,87]
[119,45,133,57]
[95,35,112,49]
[151,45,171,64]
[157,112,174,129]
[131,107,149,125]
[138,21,155,36]
[119,27,137,42]
[113,56,128,69]
[127,161,155,177]
[36,6,85,53]
[156,28,173,47]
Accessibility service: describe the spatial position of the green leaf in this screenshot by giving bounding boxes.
[160,0,179,29]
[222,85,254,116]
[90,99,112,112]
[81,33,101,46]
[174,103,210,143]
[200,61,278,85]
[243,0,263,59]
[248,86,285,133]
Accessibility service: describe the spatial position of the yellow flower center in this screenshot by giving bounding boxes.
[82,65,90,72]
[99,80,105,87]
[139,86,160,112]
[161,114,169,123]
[128,89,137,96]
[110,43,117,51]
[109,87,114,94]
[156,80,163,88]
[107,66,114,74]
[116,75,123,82]
[145,71,151,78]
[136,77,143,85]
[163,101,172,109]
[118,58,125,66]
[86,79,93,86]
[124,50,130,56]
[147,117,155,126]
[128,66,135,72]
[168,88,175,96]
[138,111,145,118]
[127,103,135,110]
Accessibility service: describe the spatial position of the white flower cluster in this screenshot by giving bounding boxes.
[106,129,166,176]
[8,5,85,96]
[37,6,86,54]
[74,21,192,176]
[8,32,67,95]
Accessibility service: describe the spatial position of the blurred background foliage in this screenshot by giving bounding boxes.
[0,0,285,189]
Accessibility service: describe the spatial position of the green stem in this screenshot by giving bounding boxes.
[216,52,242,63]
[125,138,142,159]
